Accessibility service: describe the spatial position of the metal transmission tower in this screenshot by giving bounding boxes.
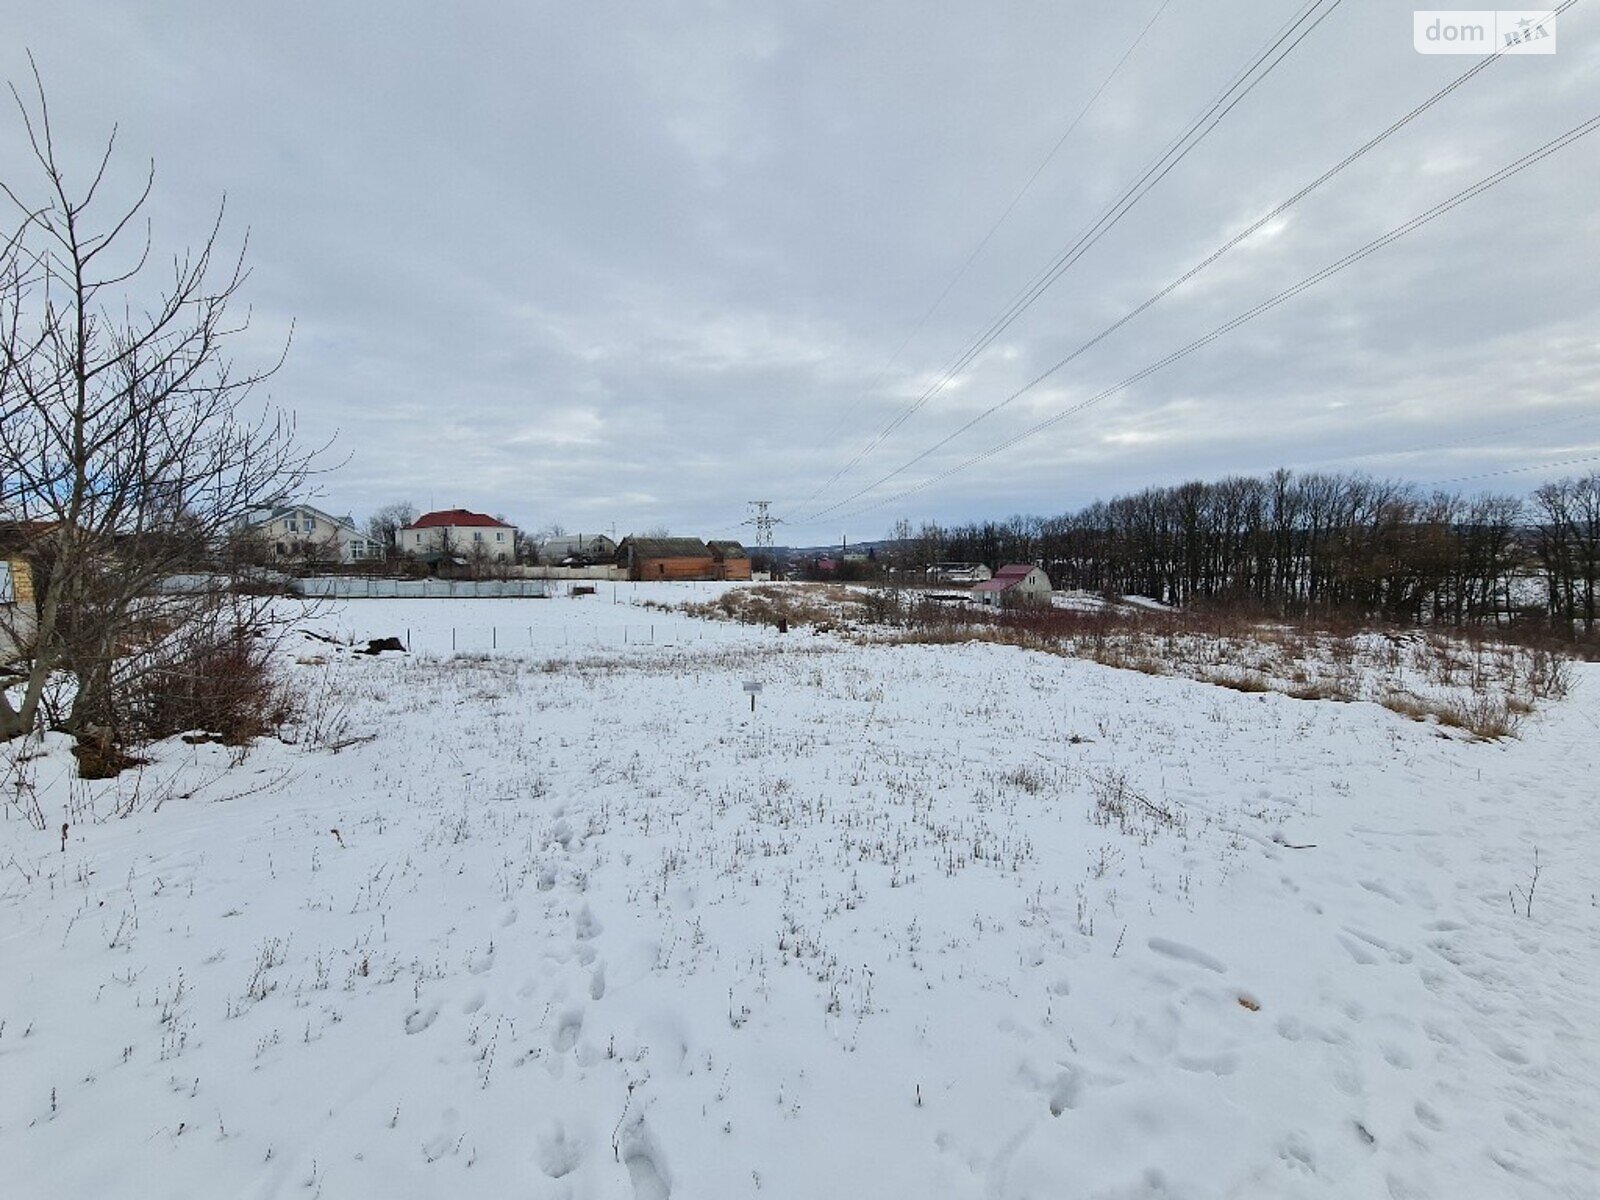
[743,500,782,549]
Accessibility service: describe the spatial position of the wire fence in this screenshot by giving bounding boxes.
[368,622,722,655]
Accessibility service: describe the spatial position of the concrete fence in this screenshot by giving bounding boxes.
[293,577,553,600]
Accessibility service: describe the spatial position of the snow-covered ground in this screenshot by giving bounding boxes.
[3,584,1597,1198]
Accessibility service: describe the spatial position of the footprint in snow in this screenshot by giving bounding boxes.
[1147,937,1226,974]
[1340,926,1413,964]
[536,1120,584,1179]
[404,1005,440,1035]
[461,989,486,1015]
[1359,878,1406,904]
[574,905,602,941]
[1047,1067,1082,1116]
[618,1120,671,1200]
[1379,1043,1413,1069]
[1176,1051,1239,1076]
[552,1007,583,1052]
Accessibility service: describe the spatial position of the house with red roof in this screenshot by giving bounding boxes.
[972,563,1052,608]
[400,508,517,563]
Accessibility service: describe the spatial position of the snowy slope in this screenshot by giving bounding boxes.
[2,591,1596,1199]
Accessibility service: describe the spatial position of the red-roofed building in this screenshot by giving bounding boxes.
[400,509,517,562]
[972,563,1051,608]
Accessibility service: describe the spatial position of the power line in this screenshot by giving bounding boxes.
[799,6,1581,523]
[1424,453,1600,486]
[787,0,1347,522]
[1290,409,1600,473]
[786,0,1177,510]
[818,111,1600,524]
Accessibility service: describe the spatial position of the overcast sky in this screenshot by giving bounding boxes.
[5,2,1597,544]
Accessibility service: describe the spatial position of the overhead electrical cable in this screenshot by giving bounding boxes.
[814,111,1600,524]
[799,4,1581,522]
[1424,453,1600,486]
[786,0,1177,511]
[785,0,1347,522]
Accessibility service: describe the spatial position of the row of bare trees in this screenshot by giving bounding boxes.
[894,469,1600,634]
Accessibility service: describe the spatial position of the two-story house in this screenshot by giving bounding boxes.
[240,504,381,564]
[400,509,516,562]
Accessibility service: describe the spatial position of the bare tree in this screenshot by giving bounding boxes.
[366,501,417,559]
[0,65,317,753]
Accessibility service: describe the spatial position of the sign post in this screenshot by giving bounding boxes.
[743,680,763,713]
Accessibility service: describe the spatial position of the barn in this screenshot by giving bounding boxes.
[617,536,717,581]
[707,541,752,581]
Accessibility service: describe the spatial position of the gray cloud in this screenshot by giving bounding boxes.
[4,1,1596,544]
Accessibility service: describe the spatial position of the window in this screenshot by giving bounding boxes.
[0,561,13,604]
[473,531,483,542]
[496,532,504,542]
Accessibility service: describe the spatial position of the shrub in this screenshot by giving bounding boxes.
[121,625,296,747]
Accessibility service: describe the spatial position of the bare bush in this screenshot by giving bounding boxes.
[0,64,318,772]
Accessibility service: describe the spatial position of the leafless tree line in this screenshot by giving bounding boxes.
[897,468,1600,634]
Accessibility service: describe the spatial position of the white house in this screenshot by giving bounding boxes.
[400,509,516,562]
[241,504,380,564]
[0,557,38,664]
[539,532,617,564]
[926,562,993,584]
[972,564,1052,608]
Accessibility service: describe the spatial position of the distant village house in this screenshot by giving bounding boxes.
[539,533,618,564]
[927,562,993,584]
[707,541,752,581]
[401,509,516,564]
[241,504,380,564]
[615,537,752,581]
[972,564,1052,608]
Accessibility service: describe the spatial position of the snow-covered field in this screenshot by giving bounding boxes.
[3,584,1597,1198]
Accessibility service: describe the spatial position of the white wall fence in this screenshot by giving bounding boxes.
[296,577,553,600]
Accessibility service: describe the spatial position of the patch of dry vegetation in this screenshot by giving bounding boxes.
[675,585,864,633]
[678,584,1573,739]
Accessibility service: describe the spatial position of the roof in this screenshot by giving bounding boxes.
[706,540,748,560]
[974,565,1039,593]
[0,521,59,554]
[245,504,362,533]
[403,509,513,531]
[621,537,712,559]
[541,533,618,553]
